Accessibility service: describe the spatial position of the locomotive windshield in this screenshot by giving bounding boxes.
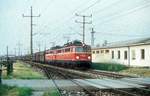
[75,46,91,52]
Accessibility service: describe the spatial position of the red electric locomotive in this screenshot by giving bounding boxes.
[45,40,91,69]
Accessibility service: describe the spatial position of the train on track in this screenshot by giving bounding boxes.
[22,40,91,69]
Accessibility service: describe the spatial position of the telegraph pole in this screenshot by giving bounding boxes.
[75,13,92,44]
[6,46,10,76]
[6,46,13,76]
[91,28,96,47]
[17,42,22,56]
[0,60,2,84]
[23,6,40,61]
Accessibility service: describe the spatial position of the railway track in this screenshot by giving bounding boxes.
[23,61,150,96]
[86,69,134,79]
[29,62,133,79]
[24,61,133,79]
[27,61,96,96]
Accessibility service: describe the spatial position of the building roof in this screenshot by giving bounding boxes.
[93,37,150,49]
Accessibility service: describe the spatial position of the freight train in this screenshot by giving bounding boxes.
[23,40,91,69]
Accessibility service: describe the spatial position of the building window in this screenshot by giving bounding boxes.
[124,51,127,60]
[101,50,104,53]
[105,50,109,53]
[112,51,114,59]
[96,51,99,54]
[93,51,95,54]
[118,51,120,59]
[131,50,136,60]
[141,49,145,59]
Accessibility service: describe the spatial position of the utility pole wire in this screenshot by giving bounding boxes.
[22,6,40,61]
[36,0,94,36]
[96,31,150,37]
[75,13,92,44]
[95,1,150,25]
[78,0,102,13]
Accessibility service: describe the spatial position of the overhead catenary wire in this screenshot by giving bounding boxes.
[36,0,123,41]
[35,0,122,40]
[36,0,94,36]
[92,0,123,14]
[35,0,150,51]
[94,1,150,25]
[33,0,121,37]
[34,0,56,33]
[77,0,102,13]
[95,31,150,37]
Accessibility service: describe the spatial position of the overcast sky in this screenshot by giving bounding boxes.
[0,0,150,55]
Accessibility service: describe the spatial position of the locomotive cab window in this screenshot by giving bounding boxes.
[75,46,91,52]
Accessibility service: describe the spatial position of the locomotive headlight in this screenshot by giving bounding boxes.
[88,56,91,59]
[76,56,79,59]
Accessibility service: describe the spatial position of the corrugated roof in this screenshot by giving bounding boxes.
[93,37,150,49]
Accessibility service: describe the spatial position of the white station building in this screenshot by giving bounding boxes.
[92,38,150,67]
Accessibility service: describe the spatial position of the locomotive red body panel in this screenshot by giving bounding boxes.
[46,52,91,61]
[29,41,92,69]
[45,45,91,68]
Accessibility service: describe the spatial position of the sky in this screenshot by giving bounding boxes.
[0,0,150,56]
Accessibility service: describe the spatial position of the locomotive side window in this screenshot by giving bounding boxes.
[62,49,64,53]
[57,50,61,53]
[70,48,73,52]
[49,51,53,54]
[65,48,70,52]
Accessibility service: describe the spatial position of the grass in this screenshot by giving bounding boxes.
[2,61,46,79]
[120,67,150,77]
[91,62,150,77]
[0,84,32,96]
[91,62,128,72]
[43,88,60,96]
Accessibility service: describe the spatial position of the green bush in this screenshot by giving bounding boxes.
[91,62,128,72]
[0,84,32,96]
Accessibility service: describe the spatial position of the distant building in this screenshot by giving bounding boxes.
[92,38,150,67]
